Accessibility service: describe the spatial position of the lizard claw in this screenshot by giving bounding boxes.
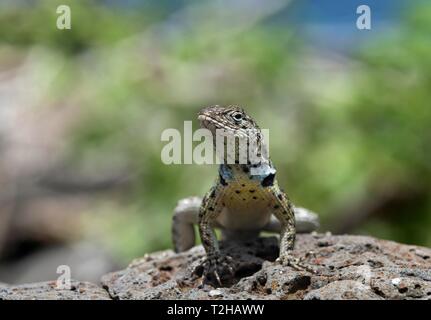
[195,253,235,286]
[276,254,316,274]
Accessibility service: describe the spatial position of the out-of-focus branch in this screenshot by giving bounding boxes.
[37,169,132,194]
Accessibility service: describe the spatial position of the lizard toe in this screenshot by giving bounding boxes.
[277,254,316,274]
[196,254,236,286]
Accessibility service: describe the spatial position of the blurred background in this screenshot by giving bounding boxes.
[0,0,429,284]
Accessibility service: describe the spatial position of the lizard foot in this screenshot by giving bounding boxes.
[276,254,316,274]
[194,253,235,287]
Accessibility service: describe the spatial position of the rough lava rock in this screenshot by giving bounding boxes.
[100,234,431,300]
[1,234,431,300]
[0,280,110,300]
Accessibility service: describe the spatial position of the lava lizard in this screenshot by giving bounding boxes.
[172,105,319,285]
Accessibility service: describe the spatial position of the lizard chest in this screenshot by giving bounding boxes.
[216,177,273,230]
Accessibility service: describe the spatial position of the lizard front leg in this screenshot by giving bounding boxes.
[269,185,315,273]
[196,186,234,286]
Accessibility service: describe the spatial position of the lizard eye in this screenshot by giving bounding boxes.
[232,112,243,122]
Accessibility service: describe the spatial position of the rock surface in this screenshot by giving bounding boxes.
[1,234,431,300]
[0,280,110,300]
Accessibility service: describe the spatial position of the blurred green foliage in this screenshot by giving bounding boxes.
[0,0,158,54]
[0,1,429,262]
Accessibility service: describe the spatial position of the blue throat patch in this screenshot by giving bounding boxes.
[218,163,276,184]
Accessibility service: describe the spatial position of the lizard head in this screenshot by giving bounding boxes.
[198,105,260,137]
[198,105,266,165]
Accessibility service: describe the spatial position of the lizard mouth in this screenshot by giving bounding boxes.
[198,114,235,129]
[198,114,251,141]
[198,114,222,132]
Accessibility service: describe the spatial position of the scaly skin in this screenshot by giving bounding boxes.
[174,105,317,286]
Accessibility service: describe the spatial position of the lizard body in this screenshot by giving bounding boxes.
[172,105,319,285]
